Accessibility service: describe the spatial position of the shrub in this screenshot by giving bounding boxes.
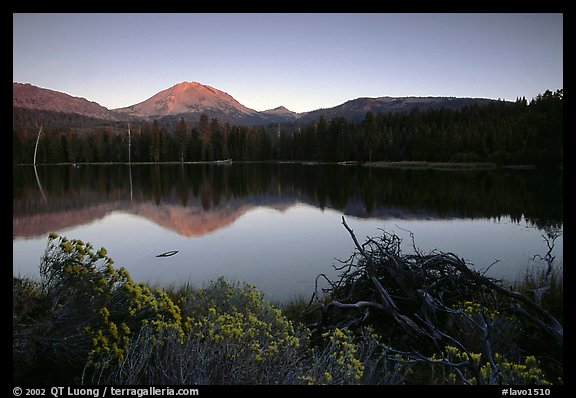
[97,278,370,385]
[307,218,563,385]
[14,234,369,385]
[14,233,187,383]
[14,231,561,385]
[427,345,553,385]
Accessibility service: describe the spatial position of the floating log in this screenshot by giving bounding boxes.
[155,250,179,258]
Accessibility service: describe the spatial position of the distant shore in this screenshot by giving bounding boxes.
[17,160,540,170]
[362,161,537,170]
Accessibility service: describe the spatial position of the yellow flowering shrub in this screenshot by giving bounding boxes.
[41,234,185,370]
[321,328,365,382]
[36,235,370,385]
[447,299,520,356]
[181,278,302,364]
[433,344,552,385]
[14,232,563,385]
[458,300,500,320]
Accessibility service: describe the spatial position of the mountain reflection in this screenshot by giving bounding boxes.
[13,163,563,238]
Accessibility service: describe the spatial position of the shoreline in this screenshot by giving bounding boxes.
[363,161,497,170]
[15,160,539,170]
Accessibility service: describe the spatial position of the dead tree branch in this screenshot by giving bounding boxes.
[307,217,563,384]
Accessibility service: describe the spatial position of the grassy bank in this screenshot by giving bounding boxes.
[13,232,562,385]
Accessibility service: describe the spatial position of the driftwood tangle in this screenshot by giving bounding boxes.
[305,217,562,382]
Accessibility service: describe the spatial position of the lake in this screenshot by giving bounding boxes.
[13,163,563,302]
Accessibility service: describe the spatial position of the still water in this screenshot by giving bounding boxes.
[13,164,563,301]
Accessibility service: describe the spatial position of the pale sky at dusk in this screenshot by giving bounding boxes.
[13,13,563,114]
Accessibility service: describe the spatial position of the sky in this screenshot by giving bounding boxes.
[13,13,563,114]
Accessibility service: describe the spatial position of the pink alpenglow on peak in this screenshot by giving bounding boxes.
[12,82,117,120]
[114,81,258,118]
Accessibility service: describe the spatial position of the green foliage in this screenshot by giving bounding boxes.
[14,233,185,383]
[14,235,368,385]
[13,90,562,167]
[416,298,554,385]
[14,163,563,235]
[13,233,562,385]
[428,345,553,385]
[516,262,563,322]
[98,277,369,385]
[310,219,562,386]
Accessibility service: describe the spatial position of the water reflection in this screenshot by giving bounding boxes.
[13,164,563,300]
[13,163,562,239]
[13,164,563,237]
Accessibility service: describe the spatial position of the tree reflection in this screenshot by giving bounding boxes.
[13,164,563,234]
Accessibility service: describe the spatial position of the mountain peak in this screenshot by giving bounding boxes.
[14,81,507,127]
[262,105,299,116]
[271,106,291,112]
[114,81,257,119]
[172,81,202,89]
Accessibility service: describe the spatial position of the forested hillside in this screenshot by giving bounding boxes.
[13,89,562,168]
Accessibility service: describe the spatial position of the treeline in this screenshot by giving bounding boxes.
[13,89,562,168]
